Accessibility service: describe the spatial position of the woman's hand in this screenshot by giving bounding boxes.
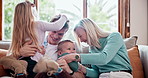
[58,53,80,63]
[19,40,38,57]
[56,59,72,73]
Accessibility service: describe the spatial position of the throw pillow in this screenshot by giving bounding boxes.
[124,36,138,49]
[128,46,144,78]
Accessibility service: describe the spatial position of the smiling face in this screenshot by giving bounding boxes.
[57,41,76,55]
[75,27,87,42]
[47,28,68,45]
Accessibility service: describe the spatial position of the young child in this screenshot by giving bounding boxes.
[0,1,68,78]
[57,40,85,78]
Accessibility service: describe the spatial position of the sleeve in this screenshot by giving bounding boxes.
[37,15,67,31]
[80,32,124,65]
[85,65,99,78]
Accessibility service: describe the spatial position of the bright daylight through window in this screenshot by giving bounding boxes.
[3,0,118,40]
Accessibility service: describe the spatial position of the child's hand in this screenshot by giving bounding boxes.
[39,46,45,55]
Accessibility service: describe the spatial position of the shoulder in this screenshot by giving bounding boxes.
[106,32,123,41]
[108,32,122,38]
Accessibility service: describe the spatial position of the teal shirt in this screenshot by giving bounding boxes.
[80,32,132,78]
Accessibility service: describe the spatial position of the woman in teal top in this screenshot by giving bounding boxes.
[59,18,133,78]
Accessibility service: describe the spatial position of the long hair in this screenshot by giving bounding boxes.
[74,18,110,48]
[9,1,39,58]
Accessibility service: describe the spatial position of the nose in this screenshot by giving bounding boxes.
[71,50,76,53]
[53,34,59,39]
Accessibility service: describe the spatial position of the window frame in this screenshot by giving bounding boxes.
[0,0,2,40]
[0,0,130,40]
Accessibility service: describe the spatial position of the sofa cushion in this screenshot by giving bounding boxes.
[124,36,138,49]
[128,46,144,78]
[138,45,148,78]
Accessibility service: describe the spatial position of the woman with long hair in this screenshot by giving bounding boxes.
[59,18,133,78]
[1,1,68,78]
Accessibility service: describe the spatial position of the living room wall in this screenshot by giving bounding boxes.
[130,0,148,45]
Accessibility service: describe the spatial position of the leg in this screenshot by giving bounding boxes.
[21,57,37,78]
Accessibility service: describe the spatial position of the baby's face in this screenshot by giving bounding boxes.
[60,42,76,54]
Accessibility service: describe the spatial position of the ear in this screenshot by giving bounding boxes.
[56,50,62,56]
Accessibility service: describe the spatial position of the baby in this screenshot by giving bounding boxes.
[57,40,85,78]
[57,40,78,72]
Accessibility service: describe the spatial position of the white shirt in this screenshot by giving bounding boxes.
[44,43,58,61]
[31,15,67,62]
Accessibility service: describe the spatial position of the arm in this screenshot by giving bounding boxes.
[57,59,85,78]
[37,15,67,31]
[78,64,99,78]
[59,33,124,65]
[57,59,73,74]
[71,72,85,78]
[80,32,124,65]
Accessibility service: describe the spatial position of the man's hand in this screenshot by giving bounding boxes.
[19,40,38,57]
[57,59,73,74]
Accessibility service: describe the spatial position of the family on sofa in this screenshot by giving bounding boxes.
[1,1,147,78]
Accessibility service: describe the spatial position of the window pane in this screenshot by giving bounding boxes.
[39,0,83,40]
[87,0,118,32]
[3,0,25,40]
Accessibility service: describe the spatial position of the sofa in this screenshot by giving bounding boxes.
[0,36,148,78]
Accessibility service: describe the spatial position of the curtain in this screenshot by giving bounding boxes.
[119,0,130,38]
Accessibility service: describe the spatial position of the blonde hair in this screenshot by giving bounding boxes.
[74,18,110,48]
[9,1,40,58]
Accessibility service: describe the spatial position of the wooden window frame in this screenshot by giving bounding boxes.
[118,0,130,38]
[0,0,2,40]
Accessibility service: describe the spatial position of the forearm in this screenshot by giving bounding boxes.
[71,72,85,78]
[78,64,87,74]
[78,64,99,78]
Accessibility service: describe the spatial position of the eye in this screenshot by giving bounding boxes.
[53,31,56,33]
[73,48,75,50]
[58,33,64,36]
[78,35,82,38]
[67,48,71,50]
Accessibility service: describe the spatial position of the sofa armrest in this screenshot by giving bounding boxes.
[138,45,148,78]
[0,41,10,50]
[0,49,8,57]
[0,49,10,77]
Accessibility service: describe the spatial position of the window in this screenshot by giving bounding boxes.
[0,0,130,40]
[3,0,25,40]
[38,0,83,40]
[87,0,118,32]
